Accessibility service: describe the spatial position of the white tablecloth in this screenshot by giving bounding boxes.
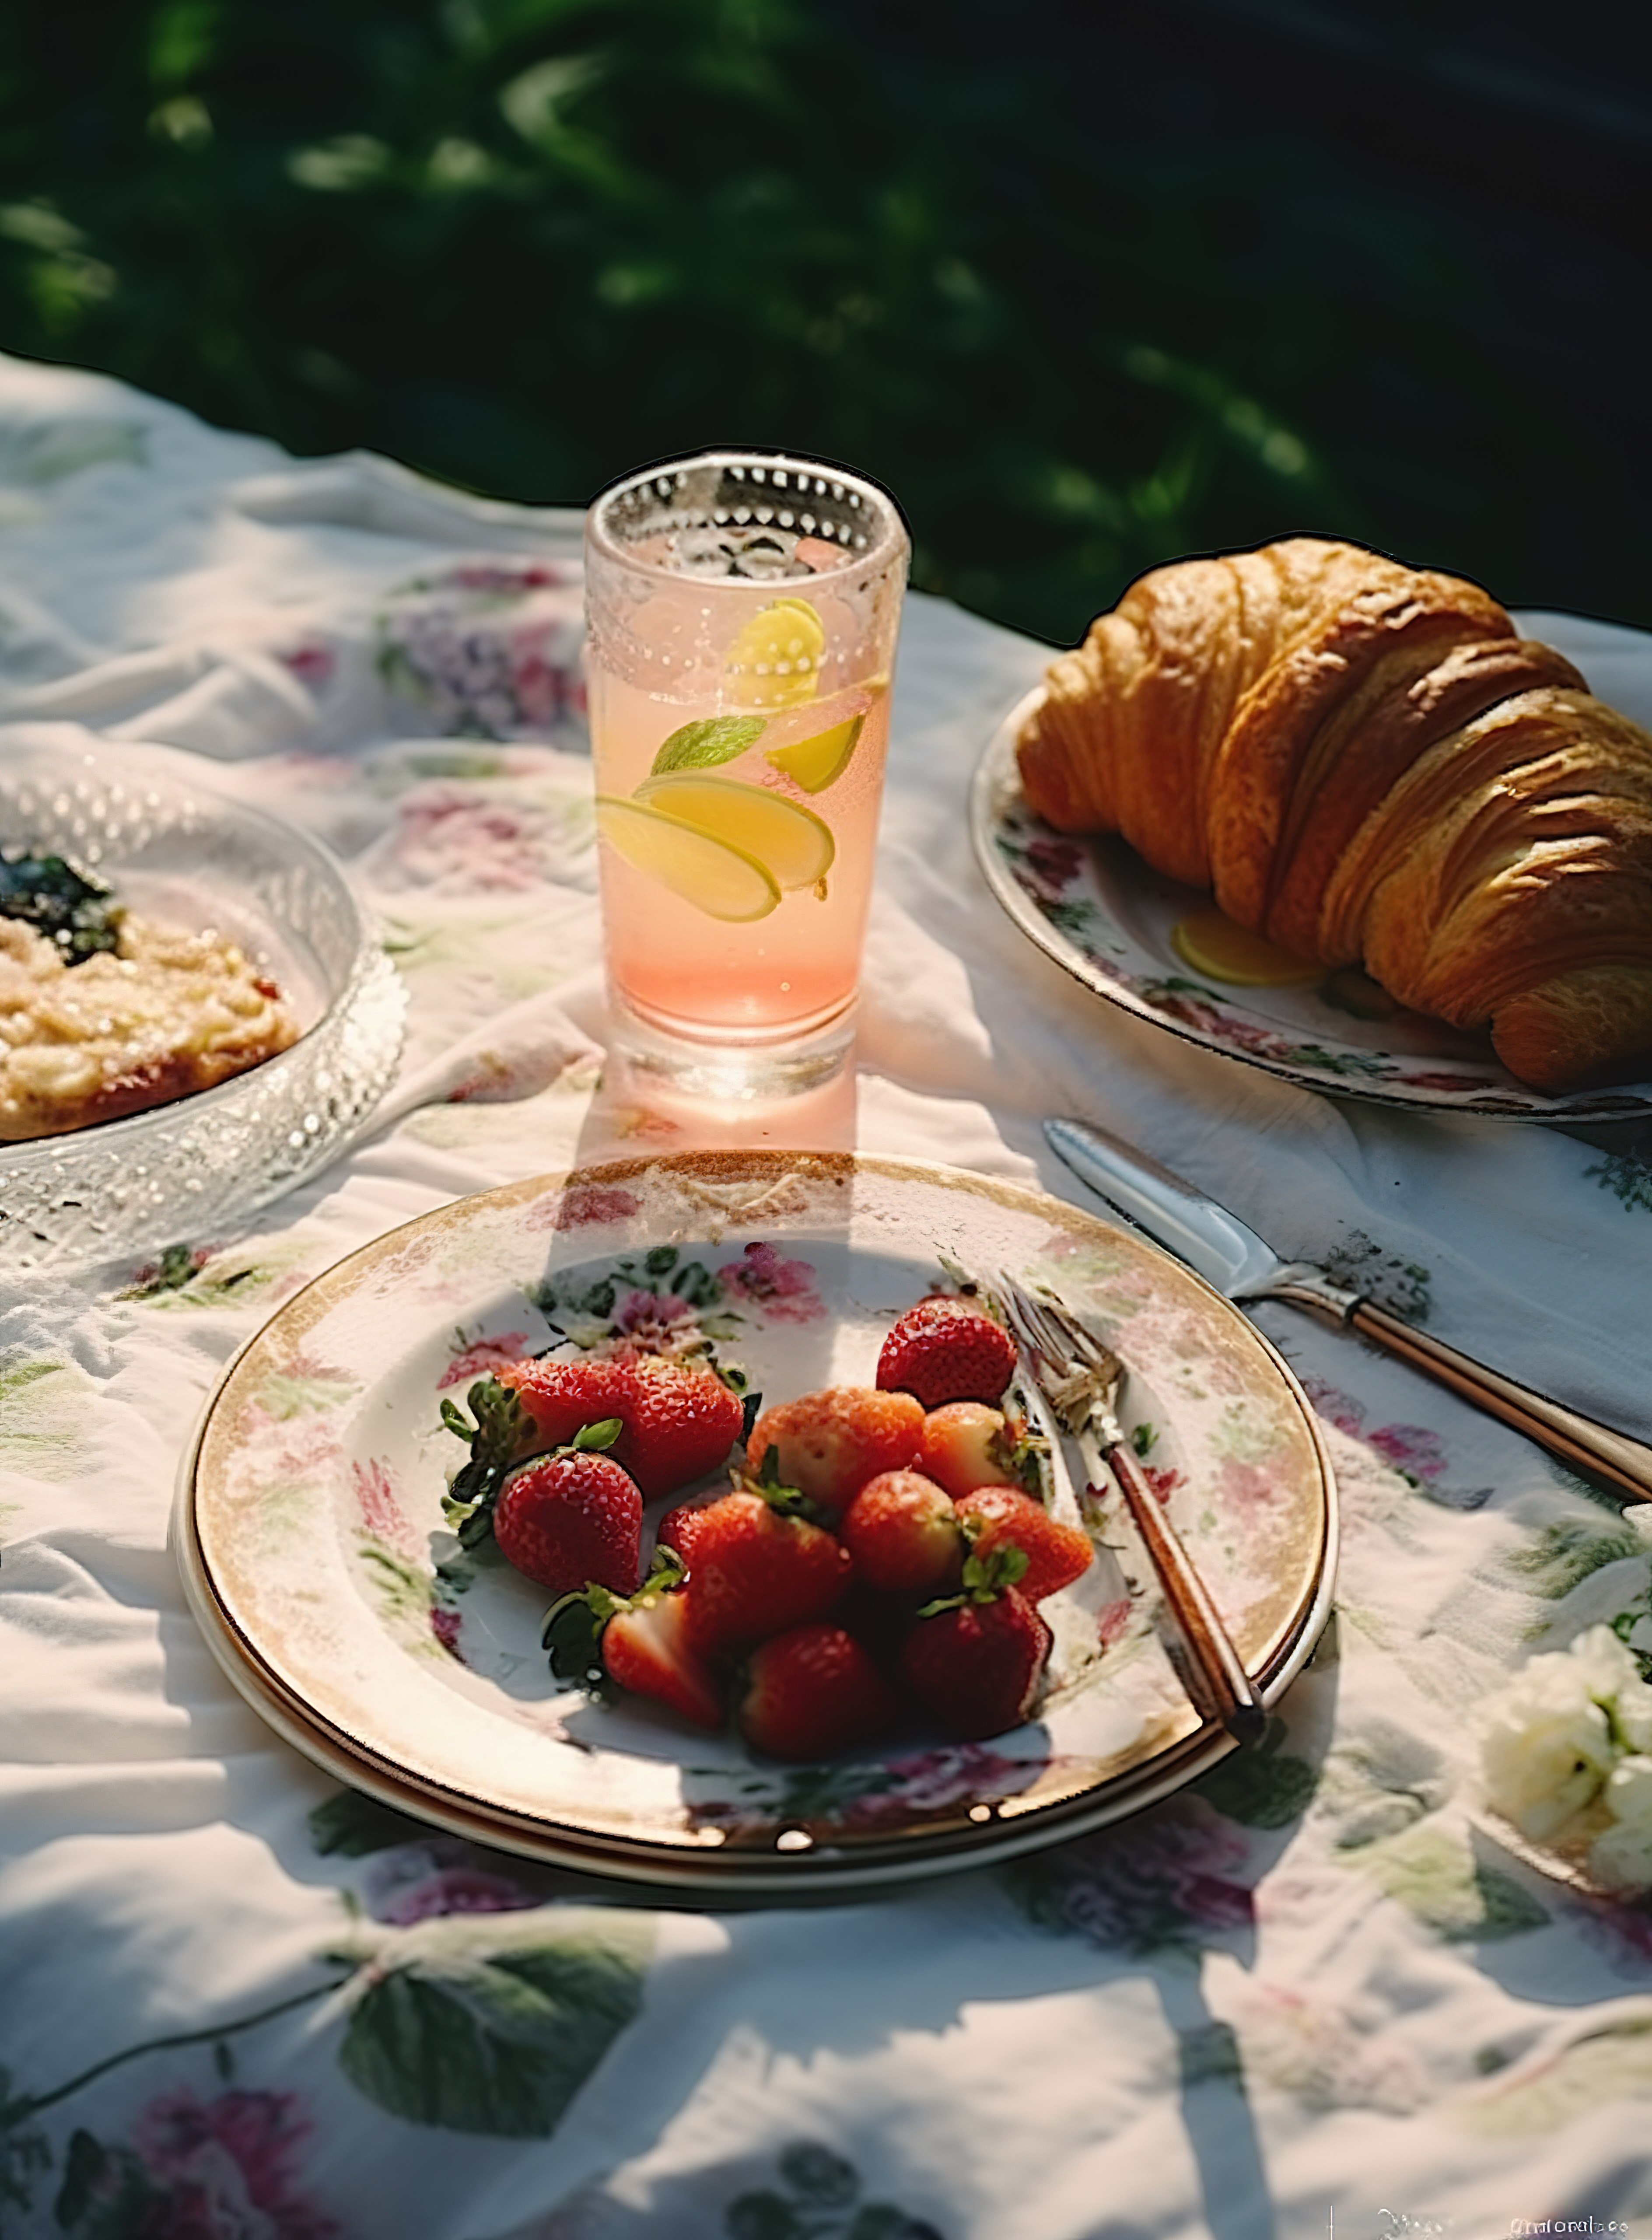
[4,351,1652,2240]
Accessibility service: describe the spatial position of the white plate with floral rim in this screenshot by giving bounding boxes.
[971,689,1652,1123]
[174,1150,1337,1893]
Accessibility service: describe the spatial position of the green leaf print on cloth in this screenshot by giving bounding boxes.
[0,1353,94,1485]
[1194,1718,1319,1830]
[1456,2010,1652,2138]
[1355,1824,1549,1942]
[724,2139,944,2240]
[332,1910,653,2136]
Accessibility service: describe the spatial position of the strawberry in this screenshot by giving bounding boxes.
[743,1385,924,1519]
[955,1485,1092,1602]
[491,1352,744,1500]
[917,1401,1039,1500]
[898,1546,1052,1740]
[840,1469,964,1598]
[737,1622,900,1761]
[494,1435,642,1596]
[876,1297,1017,1410]
[678,1481,854,1655]
[543,1550,722,1730]
[656,1498,713,1567]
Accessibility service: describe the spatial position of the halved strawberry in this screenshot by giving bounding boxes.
[737,1622,900,1762]
[955,1485,1092,1602]
[494,1433,642,1595]
[898,1545,1052,1740]
[840,1469,964,1598]
[679,1476,854,1655]
[543,1550,722,1730]
[876,1297,1017,1410]
[743,1385,924,1519]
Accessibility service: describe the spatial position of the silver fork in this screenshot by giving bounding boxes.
[995,1271,1267,1746]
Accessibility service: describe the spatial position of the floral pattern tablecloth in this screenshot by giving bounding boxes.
[3,351,1652,2240]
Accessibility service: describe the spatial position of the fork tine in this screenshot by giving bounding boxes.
[995,1270,1069,1370]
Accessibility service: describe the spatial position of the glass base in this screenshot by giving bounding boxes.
[608,994,857,1101]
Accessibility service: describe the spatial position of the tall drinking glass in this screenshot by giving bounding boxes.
[584,452,908,1098]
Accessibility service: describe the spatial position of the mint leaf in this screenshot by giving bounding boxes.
[650,715,765,775]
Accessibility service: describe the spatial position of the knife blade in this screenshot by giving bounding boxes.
[1045,1116,1652,1503]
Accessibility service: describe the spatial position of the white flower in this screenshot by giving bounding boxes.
[1478,1642,1620,1841]
[1589,1757,1652,1890]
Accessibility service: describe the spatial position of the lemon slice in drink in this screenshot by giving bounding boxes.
[635,773,835,890]
[595,795,780,921]
[724,596,826,709]
[764,709,864,793]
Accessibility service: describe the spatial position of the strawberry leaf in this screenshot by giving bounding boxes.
[570,1416,623,1452]
[542,1589,617,1684]
[441,1377,534,1543]
[746,1441,818,1519]
[649,714,766,776]
[962,1542,1028,1600]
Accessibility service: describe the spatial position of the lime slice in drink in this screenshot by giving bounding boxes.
[724,596,826,709]
[595,794,781,921]
[634,773,835,891]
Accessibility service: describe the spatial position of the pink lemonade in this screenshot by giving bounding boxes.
[585,451,907,1093]
[588,666,890,1042]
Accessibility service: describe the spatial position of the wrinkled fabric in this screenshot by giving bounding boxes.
[3,352,1652,2240]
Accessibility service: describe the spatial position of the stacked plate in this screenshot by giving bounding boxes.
[175,1151,1337,1893]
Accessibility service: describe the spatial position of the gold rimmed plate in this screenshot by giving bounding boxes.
[174,1151,1337,1892]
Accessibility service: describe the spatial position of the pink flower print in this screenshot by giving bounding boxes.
[1020,837,1084,899]
[371,1862,538,1925]
[451,562,570,595]
[353,1458,420,1561]
[842,1744,1043,1830]
[1096,1596,1133,1647]
[278,637,336,690]
[1142,1463,1183,1504]
[1367,1423,1447,1483]
[1219,1454,1277,1507]
[130,2089,337,2239]
[1020,1801,1255,1952]
[1298,1376,1366,1441]
[716,1240,824,1323]
[438,1331,531,1389]
[538,1183,643,1232]
[384,783,560,893]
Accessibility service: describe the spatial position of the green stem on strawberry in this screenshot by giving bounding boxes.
[440,1379,622,1549]
[542,1544,687,1686]
[917,1540,1029,1618]
[735,1439,822,1522]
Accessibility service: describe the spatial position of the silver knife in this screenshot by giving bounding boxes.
[1046,1116,1652,1503]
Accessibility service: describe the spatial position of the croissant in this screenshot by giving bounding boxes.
[1016,537,1652,1092]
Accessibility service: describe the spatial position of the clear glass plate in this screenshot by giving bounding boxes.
[0,733,406,1274]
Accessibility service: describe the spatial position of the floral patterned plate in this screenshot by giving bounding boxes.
[175,1151,1337,1893]
[972,689,1652,1121]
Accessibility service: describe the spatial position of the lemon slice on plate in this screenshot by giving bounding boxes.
[635,774,835,891]
[724,597,826,709]
[595,795,781,921]
[1170,908,1322,986]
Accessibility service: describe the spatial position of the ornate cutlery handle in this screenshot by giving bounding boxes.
[1079,1424,1267,1746]
[1268,1274,1652,1502]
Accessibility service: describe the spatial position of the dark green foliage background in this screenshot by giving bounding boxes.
[1,0,1647,647]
